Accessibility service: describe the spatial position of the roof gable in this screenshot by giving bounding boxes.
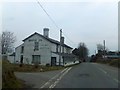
[22,32,73,49]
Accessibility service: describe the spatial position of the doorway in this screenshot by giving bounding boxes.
[20,55,23,64]
[51,57,56,66]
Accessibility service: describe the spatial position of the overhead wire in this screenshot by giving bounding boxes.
[36,0,77,47]
[36,0,59,29]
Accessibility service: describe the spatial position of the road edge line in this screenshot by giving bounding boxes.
[40,67,68,88]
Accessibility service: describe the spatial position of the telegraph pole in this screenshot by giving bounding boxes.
[95,50,96,55]
[59,29,62,66]
[103,40,106,59]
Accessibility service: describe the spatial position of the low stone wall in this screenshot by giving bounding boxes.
[64,61,79,66]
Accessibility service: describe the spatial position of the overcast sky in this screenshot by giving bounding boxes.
[2,0,119,55]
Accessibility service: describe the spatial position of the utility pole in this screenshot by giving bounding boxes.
[59,29,62,66]
[103,40,106,59]
[95,50,96,55]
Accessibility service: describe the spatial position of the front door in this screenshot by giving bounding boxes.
[20,55,23,64]
[51,57,56,66]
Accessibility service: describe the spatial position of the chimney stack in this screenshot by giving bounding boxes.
[43,28,49,37]
[61,37,64,45]
[61,37,64,53]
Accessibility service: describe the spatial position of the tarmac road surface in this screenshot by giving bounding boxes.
[15,62,119,88]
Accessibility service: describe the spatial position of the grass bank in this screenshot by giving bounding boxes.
[12,64,65,72]
[2,60,80,88]
[2,60,25,89]
[96,59,120,68]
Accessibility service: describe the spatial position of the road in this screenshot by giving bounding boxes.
[0,60,2,90]
[15,62,119,88]
[55,63,119,88]
[15,69,64,88]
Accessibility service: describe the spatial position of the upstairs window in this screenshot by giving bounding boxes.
[21,46,24,53]
[34,42,39,51]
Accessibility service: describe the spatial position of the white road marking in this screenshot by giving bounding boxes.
[60,68,68,73]
[40,67,68,88]
[98,67,107,74]
[113,78,119,83]
[97,66,120,84]
[49,67,72,88]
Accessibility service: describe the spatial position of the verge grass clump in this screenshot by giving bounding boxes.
[109,59,120,68]
[2,60,24,88]
[96,59,120,68]
[13,64,65,72]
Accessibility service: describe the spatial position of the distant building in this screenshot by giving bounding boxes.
[14,28,79,66]
[104,51,120,59]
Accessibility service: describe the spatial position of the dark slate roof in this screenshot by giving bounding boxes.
[23,32,73,49]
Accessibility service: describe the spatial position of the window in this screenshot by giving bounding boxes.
[21,46,24,53]
[34,42,39,51]
[32,55,41,64]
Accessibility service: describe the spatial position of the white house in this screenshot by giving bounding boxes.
[15,28,79,66]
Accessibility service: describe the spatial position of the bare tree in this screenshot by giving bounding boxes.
[78,42,89,61]
[1,31,16,54]
[97,44,108,52]
[97,44,104,51]
[72,42,89,62]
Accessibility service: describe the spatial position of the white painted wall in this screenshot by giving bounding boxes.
[51,53,64,66]
[15,33,73,65]
[51,53,59,65]
[15,34,52,65]
[23,34,51,65]
[51,43,57,52]
[15,44,24,63]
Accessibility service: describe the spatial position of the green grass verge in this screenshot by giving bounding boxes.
[12,64,65,72]
[2,59,80,88]
[109,59,120,68]
[2,60,25,88]
[12,63,81,72]
[96,59,120,68]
